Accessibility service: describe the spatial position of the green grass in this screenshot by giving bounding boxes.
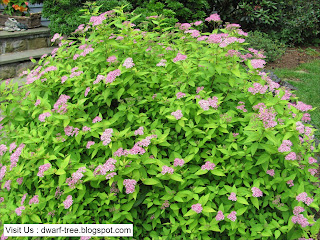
[273,59,320,138]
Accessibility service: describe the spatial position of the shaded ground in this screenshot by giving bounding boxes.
[266,47,320,70]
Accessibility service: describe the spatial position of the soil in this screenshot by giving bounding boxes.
[265,47,320,70]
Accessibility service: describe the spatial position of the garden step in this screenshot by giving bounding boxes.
[0,27,52,55]
[0,47,55,79]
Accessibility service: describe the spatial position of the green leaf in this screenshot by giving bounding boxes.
[251,197,259,209]
[30,214,42,223]
[169,173,184,182]
[116,87,125,100]
[211,169,225,176]
[274,230,281,239]
[203,206,215,213]
[56,169,66,175]
[60,155,71,169]
[255,153,269,165]
[184,209,196,217]
[237,197,249,205]
[195,169,207,175]
[142,178,161,185]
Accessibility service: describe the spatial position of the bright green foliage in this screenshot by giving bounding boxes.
[245,31,286,62]
[0,6,320,240]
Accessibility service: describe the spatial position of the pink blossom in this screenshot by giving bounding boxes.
[295,101,312,112]
[82,126,91,132]
[9,142,17,153]
[161,165,174,175]
[52,94,71,114]
[309,157,317,164]
[84,87,90,97]
[123,179,137,194]
[296,192,308,202]
[66,167,86,188]
[292,214,309,228]
[179,23,191,30]
[123,58,135,68]
[38,112,51,122]
[228,192,237,201]
[248,83,268,95]
[37,163,51,177]
[308,168,317,176]
[100,128,113,146]
[201,161,215,170]
[105,69,121,83]
[15,206,25,216]
[251,59,266,69]
[156,59,167,67]
[285,152,297,161]
[86,141,95,149]
[17,177,23,185]
[278,140,292,152]
[305,197,313,206]
[107,55,117,63]
[216,210,224,221]
[106,172,117,180]
[34,99,41,106]
[227,211,237,221]
[174,158,185,167]
[287,180,294,187]
[251,187,263,197]
[196,86,204,93]
[193,21,203,26]
[134,127,144,136]
[0,197,4,203]
[266,169,275,177]
[21,193,27,205]
[0,144,7,156]
[205,13,221,22]
[191,203,203,213]
[173,53,187,62]
[4,180,11,191]
[176,92,186,99]
[293,206,305,215]
[63,195,73,209]
[302,113,311,122]
[29,195,39,205]
[92,116,102,123]
[51,33,60,42]
[171,110,183,120]
[0,166,6,181]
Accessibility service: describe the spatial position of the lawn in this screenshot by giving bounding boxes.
[273,59,320,138]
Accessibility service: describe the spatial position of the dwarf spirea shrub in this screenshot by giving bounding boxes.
[1,7,320,240]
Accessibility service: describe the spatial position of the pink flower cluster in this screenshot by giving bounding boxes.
[15,206,25,216]
[236,102,247,112]
[176,92,186,99]
[179,23,191,30]
[0,144,7,156]
[107,55,117,63]
[173,53,187,62]
[171,110,183,120]
[37,163,51,177]
[251,187,263,197]
[256,106,277,129]
[196,86,204,93]
[134,127,144,136]
[219,37,245,48]
[308,168,317,176]
[84,87,90,97]
[52,94,71,114]
[156,59,167,67]
[106,69,121,84]
[174,158,185,167]
[64,126,79,137]
[292,213,309,228]
[0,166,6,181]
[123,58,135,68]
[86,141,95,149]
[185,29,200,37]
[285,152,297,161]
[66,167,86,188]
[296,192,314,206]
[287,180,294,187]
[248,83,268,95]
[63,195,73,209]
[161,200,170,210]
[92,116,102,123]
[123,179,137,194]
[38,112,51,122]
[10,143,25,170]
[302,113,311,122]
[82,126,91,132]
[227,211,237,222]
[94,158,116,176]
[191,203,203,213]
[34,99,41,106]
[9,142,17,153]
[161,165,174,175]
[201,161,215,170]
[228,192,237,201]
[266,169,275,177]
[278,140,292,152]
[106,172,117,180]
[4,180,11,191]
[205,13,221,22]
[100,128,113,145]
[216,210,225,221]
[295,101,313,112]
[199,96,219,110]
[309,157,317,164]
[251,59,266,69]
[21,193,27,205]
[293,206,305,215]
[29,195,39,205]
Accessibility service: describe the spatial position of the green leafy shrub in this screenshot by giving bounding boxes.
[244,31,286,62]
[1,7,320,240]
